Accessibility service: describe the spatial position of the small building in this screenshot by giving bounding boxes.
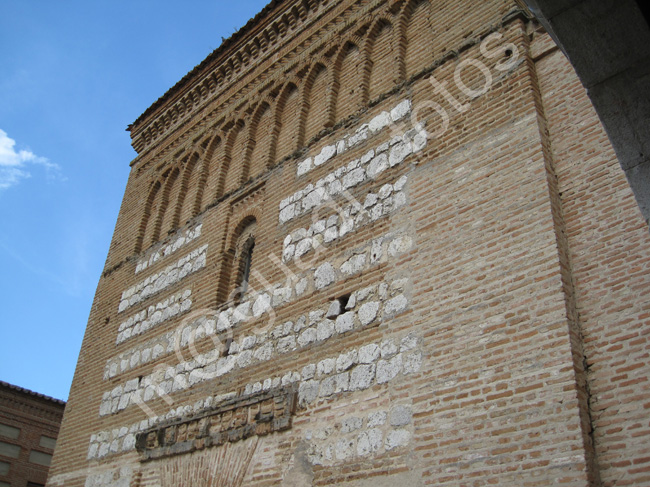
[0,381,65,487]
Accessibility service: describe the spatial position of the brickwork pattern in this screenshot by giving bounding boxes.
[47,0,650,486]
[0,382,65,487]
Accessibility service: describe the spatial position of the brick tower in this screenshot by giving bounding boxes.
[47,1,650,486]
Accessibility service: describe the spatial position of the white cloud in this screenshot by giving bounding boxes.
[0,128,63,190]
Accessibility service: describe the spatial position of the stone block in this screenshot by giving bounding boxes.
[342,167,366,189]
[336,350,357,372]
[389,141,413,167]
[359,343,380,363]
[376,354,402,384]
[299,380,320,406]
[358,301,380,326]
[390,405,413,426]
[314,145,336,167]
[350,364,375,390]
[391,99,411,121]
[369,111,391,133]
[367,153,389,179]
[298,328,317,347]
[385,294,408,315]
[317,320,335,341]
[315,262,336,289]
[326,299,342,318]
[341,417,363,433]
[368,411,387,427]
[357,428,383,456]
[317,358,336,377]
[297,157,313,176]
[335,438,355,461]
[385,429,411,450]
[335,312,355,334]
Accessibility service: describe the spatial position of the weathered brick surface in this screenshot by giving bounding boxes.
[47,1,650,486]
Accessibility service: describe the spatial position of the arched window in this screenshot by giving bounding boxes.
[236,236,255,302]
[225,219,257,305]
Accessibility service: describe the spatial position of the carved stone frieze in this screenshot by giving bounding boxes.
[135,385,297,461]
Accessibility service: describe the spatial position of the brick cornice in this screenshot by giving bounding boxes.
[128,0,388,170]
[129,0,339,155]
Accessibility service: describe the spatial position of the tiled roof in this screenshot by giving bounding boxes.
[0,380,66,406]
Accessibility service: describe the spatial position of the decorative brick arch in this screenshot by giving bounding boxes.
[217,213,262,305]
[135,179,163,254]
[331,37,364,122]
[398,0,436,79]
[362,17,399,103]
[153,165,182,242]
[298,60,332,147]
[197,133,223,212]
[173,151,202,227]
[244,97,275,181]
[215,120,246,199]
[272,80,301,162]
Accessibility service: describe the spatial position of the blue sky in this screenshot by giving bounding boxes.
[0,0,269,401]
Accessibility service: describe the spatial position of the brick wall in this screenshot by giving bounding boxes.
[0,382,65,487]
[47,1,650,486]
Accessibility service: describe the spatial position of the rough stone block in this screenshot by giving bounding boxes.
[376,354,402,384]
[385,294,408,315]
[350,364,375,390]
[390,405,413,426]
[367,411,387,427]
[317,320,335,341]
[298,328,317,347]
[335,312,355,334]
[317,358,336,377]
[367,153,389,179]
[299,380,320,406]
[391,99,411,121]
[369,111,391,133]
[389,141,413,167]
[342,167,366,189]
[326,299,342,319]
[359,343,380,363]
[358,301,380,326]
[385,429,411,450]
[357,428,383,456]
[335,438,355,461]
[314,145,336,167]
[297,157,313,176]
[341,417,363,433]
[315,263,336,289]
[336,350,357,372]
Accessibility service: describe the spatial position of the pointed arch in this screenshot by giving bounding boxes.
[299,62,331,146]
[135,179,162,254]
[217,216,258,305]
[246,100,274,180]
[216,120,246,198]
[273,82,300,162]
[201,134,223,210]
[332,41,363,123]
[175,152,202,227]
[401,0,436,79]
[364,18,399,102]
[156,166,182,240]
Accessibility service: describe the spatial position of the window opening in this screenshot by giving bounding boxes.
[327,293,351,319]
[236,238,255,303]
[0,424,19,440]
